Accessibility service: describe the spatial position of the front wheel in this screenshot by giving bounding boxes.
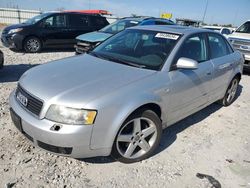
[219,77,239,106]
[111,110,162,163]
[24,36,42,53]
[0,50,3,69]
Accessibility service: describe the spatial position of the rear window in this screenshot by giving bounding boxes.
[100,19,140,34]
[68,14,89,27]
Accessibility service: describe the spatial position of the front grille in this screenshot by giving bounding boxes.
[231,38,250,46]
[37,141,73,154]
[16,85,43,116]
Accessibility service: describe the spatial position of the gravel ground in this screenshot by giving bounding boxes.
[0,45,250,188]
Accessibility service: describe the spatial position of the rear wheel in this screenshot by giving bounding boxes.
[24,36,42,53]
[111,110,162,163]
[219,77,239,106]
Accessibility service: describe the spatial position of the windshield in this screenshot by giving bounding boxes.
[236,21,250,33]
[91,29,180,70]
[100,19,140,34]
[24,13,51,24]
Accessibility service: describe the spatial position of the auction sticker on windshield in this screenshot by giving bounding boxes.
[155,33,179,40]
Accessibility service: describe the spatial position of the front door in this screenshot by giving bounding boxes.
[167,34,214,124]
[39,14,70,46]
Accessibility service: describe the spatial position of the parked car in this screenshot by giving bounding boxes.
[0,50,3,69]
[1,12,109,53]
[75,17,174,54]
[202,25,232,36]
[227,20,250,71]
[9,25,243,163]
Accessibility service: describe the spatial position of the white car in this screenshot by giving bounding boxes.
[202,25,232,36]
[228,20,250,71]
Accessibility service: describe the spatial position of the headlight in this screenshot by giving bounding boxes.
[8,28,23,34]
[45,105,97,125]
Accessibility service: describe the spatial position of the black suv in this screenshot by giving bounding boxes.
[1,12,109,53]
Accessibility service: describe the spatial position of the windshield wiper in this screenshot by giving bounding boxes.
[89,52,145,68]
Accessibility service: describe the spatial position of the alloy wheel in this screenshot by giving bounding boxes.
[26,38,40,52]
[226,79,238,104]
[116,117,158,159]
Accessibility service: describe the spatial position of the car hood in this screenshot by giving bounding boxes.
[3,23,31,32]
[76,31,113,43]
[19,54,154,107]
[228,32,250,41]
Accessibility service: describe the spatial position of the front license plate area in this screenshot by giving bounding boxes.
[10,108,23,132]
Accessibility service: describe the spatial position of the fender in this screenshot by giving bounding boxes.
[90,92,167,151]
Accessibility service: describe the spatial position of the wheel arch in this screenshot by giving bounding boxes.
[22,35,43,50]
[105,99,165,152]
[234,72,241,81]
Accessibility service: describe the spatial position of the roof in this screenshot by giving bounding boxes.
[121,17,173,23]
[128,25,208,35]
[63,10,112,15]
[176,18,202,23]
[121,17,154,22]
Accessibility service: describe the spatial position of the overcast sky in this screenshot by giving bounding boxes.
[0,0,249,26]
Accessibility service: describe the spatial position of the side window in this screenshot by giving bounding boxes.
[177,35,208,62]
[69,14,89,27]
[208,33,231,59]
[43,15,67,28]
[89,16,107,27]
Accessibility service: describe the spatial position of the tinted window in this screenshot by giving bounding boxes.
[90,16,107,27]
[69,14,89,27]
[177,35,208,62]
[208,33,230,59]
[92,29,179,70]
[43,15,67,28]
[155,21,172,25]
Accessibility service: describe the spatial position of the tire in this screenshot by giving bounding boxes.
[111,109,162,163]
[0,50,3,69]
[23,36,42,53]
[219,77,239,106]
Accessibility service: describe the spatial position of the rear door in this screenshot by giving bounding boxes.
[39,13,69,46]
[167,34,214,123]
[207,33,235,100]
[68,14,92,43]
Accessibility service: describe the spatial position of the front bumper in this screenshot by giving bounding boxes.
[1,33,24,50]
[74,40,96,54]
[9,91,110,158]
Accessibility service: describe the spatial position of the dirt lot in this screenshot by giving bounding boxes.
[0,45,250,188]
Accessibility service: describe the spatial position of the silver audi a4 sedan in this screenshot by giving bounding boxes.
[9,25,244,163]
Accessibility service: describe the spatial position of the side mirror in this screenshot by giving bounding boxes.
[176,57,198,70]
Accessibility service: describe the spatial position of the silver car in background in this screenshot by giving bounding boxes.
[9,25,244,163]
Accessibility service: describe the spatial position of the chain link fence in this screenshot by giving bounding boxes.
[0,7,42,24]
